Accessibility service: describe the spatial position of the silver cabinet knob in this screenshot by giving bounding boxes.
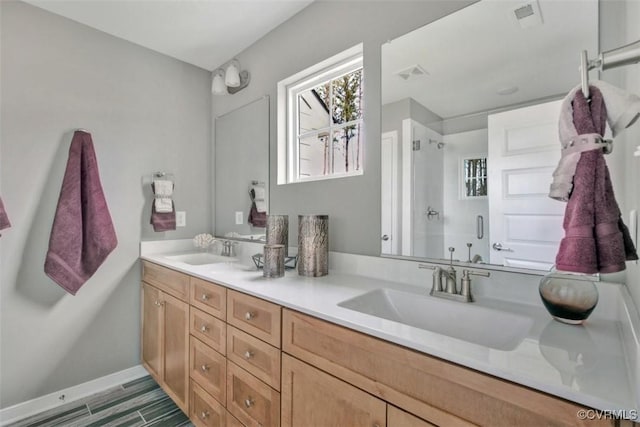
[200,410,209,420]
[244,350,254,359]
[244,311,255,320]
[381,235,389,241]
[200,324,209,333]
[244,397,254,408]
[201,293,209,301]
[200,364,209,372]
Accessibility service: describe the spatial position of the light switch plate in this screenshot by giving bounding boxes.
[176,211,186,227]
[235,211,243,225]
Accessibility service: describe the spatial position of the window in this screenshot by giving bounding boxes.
[461,156,488,198]
[277,44,363,184]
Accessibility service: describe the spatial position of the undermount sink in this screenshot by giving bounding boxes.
[165,252,238,265]
[338,288,533,351]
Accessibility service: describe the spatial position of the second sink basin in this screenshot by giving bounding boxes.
[338,288,533,351]
[165,252,238,265]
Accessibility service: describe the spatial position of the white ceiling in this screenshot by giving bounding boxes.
[382,0,599,119]
[23,0,314,71]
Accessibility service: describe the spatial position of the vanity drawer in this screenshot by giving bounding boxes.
[227,290,281,348]
[227,326,281,390]
[283,309,609,427]
[191,277,226,319]
[227,361,280,427]
[142,261,189,302]
[190,380,226,427]
[191,307,226,355]
[190,337,226,404]
[226,411,244,427]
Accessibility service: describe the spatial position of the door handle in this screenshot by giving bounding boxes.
[381,235,390,241]
[492,243,514,252]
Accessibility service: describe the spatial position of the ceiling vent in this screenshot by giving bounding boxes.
[394,64,429,81]
[512,0,543,29]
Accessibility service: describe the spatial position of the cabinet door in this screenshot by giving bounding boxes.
[162,292,190,413]
[142,282,163,382]
[388,406,436,427]
[281,354,386,427]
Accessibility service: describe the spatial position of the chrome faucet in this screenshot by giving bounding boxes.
[419,247,490,303]
[215,239,237,257]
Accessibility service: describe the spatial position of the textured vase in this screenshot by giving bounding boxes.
[263,244,285,278]
[298,215,329,277]
[539,272,599,325]
[266,215,289,256]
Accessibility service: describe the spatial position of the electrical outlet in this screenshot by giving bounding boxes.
[176,211,186,227]
[235,211,243,225]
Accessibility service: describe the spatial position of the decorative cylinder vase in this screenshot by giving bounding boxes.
[263,244,285,278]
[297,215,329,277]
[266,215,289,256]
[539,272,599,325]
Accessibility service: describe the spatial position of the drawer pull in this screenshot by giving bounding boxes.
[200,324,209,333]
[244,397,254,408]
[200,410,210,420]
[201,293,209,301]
[243,350,254,359]
[154,300,164,307]
[200,364,210,372]
[244,311,255,321]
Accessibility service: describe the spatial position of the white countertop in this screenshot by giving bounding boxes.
[141,245,640,418]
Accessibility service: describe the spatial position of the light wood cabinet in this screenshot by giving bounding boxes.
[281,353,386,427]
[227,361,280,427]
[191,277,226,319]
[387,406,437,427]
[282,309,612,427]
[227,326,280,390]
[227,290,281,347]
[143,261,621,427]
[191,307,226,354]
[191,380,226,427]
[141,281,189,413]
[190,336,227,404]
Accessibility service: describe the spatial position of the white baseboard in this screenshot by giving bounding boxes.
[0,365,148,426]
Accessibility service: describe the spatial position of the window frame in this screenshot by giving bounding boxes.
[277,44,364,185]
[459,154,488,200]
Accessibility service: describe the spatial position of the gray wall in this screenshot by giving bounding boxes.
[211,1,474,256]
[0,1,211,407]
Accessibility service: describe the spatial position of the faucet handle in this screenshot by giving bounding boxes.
[463,269,490,278]
[419,264,443,292]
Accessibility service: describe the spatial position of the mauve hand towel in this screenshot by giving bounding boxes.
[150,182,176,231]
[555,88,638,274]
[0,197,11,232]
[45,131,118,295]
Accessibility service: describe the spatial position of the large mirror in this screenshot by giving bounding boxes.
[381,0,608,271]
[214,96,269,240]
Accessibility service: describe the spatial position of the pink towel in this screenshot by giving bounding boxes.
[45,131,118,295]
[248,203,266,228]
[555,88,638,273]
[150,182,176,232]
[0,197,10,232]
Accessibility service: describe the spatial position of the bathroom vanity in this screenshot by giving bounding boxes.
[140,243,639,427]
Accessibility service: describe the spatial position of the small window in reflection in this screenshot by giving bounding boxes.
[462,157,488,198]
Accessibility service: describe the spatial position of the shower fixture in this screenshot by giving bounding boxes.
[429,139,445,149]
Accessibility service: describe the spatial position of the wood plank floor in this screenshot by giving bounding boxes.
[6,376,194,427]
